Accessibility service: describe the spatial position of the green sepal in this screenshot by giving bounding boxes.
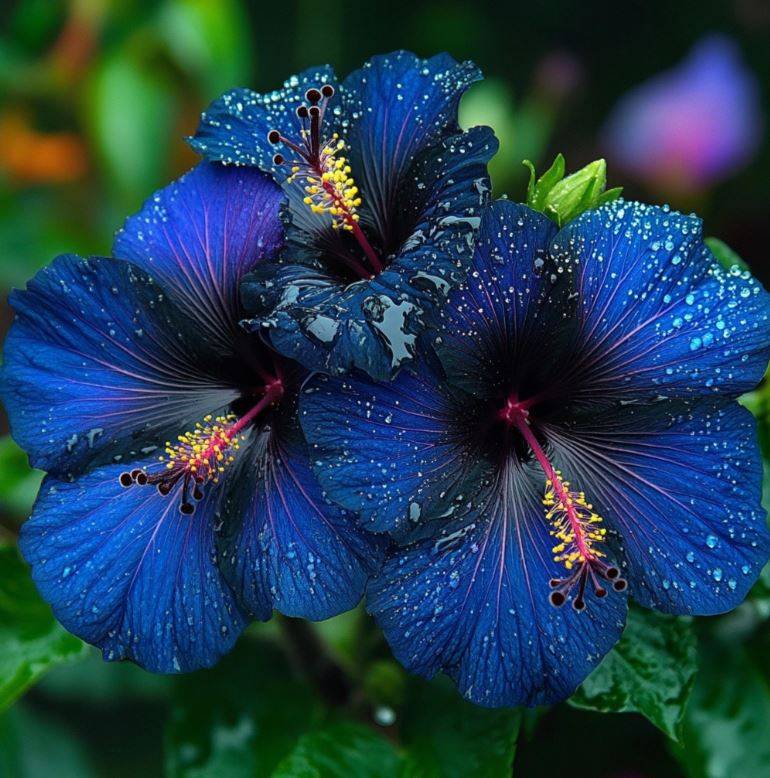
[523,153,565,211]
[523,155,622,226]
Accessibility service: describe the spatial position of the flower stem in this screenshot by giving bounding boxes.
[278,616,351,706]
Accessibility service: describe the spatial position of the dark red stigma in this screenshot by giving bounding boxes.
[548,560,628,612]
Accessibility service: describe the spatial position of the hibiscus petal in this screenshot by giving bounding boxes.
[300,364,482,535]
[301,329,629,707]
[242,126,497,381]
[188,66,338,173]
[433,199,568,398]
[549,399,770,614]
[19,459,248,672]
[553,200,770,401]
[0,255,236,477]
[113,162,284,349]
[392,125,497,299]
[215,400,384,620]
[341,51,482,241]
[367,461,628,707]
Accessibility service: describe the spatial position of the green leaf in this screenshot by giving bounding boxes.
[0,702,98,778]
[524,155,622,226]
[272,721,402,778]
[85,43,178,207]
[705,237,750,272]
[0,542,89,712]
[156,0,253,98]
[399,676,521,778]
[673,644,770,778]
[569,607,697,742]
[165,635,322,778]
[0,436,43,519]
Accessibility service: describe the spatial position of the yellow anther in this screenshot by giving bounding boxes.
[544,469,606,570]
[290,138,363,232]
[157,413,241,486]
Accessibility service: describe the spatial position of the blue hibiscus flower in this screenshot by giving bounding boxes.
[0,162,382,673]
[189,50,498,380]
[299,199,770,706]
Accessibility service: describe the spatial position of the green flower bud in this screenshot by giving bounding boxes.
[523,154,622,226]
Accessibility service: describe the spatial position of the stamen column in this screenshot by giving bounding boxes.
[267,84,384,278]
[498,395,627,610]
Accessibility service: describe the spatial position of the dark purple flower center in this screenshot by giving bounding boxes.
[119,360,286,515]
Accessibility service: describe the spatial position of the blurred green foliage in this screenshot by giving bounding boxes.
[2,1,770,776]
[0,543,88,713]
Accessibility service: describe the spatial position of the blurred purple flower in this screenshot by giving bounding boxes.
[602,36,762,194]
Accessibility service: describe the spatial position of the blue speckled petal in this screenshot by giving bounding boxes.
[393,125,497,285]
[242,127,497,380]
[189,52,486,262]
[341,51,482,244]
[552,200,770,401]
[113,162,284,350]
[188,66,338,174]
[550,399,770,614]
[300,363,483,535]
[431,199,565,397]
[366,460,628,708]
[19,459,248,673]
[244,262,424,381]
[0,255,236,478]
[215,398,385,621]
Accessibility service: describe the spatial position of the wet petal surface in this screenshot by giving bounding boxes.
[189,66,338,174]
[301,364,480,535]
[554,201,770,402]
[1,255,236,478]
[20,458,248,673]
[367,459,628,707]
[243,127,497,380]
[113,162,284,350]
[549,399,770,614]
[216,398,385,621]
[340,51,482,246]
